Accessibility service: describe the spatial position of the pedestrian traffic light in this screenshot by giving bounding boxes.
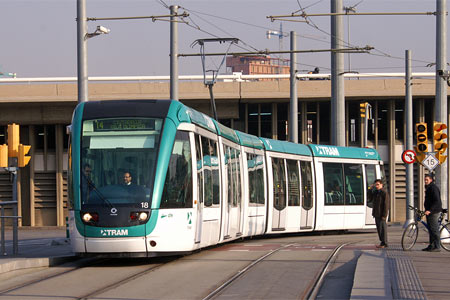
[360,102,367,118]
[7,123,19,157]
[415,122,428,163]
[18,144,31,167]
[0,144,8,168]
[433,122,448,164]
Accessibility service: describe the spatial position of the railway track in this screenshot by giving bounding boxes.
[202,242,351,300]
[0,256,178,300]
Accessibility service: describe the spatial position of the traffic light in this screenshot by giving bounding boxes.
[18,144,31,167]
[415,122,428,163]
[360,102,367,118]
[0,144,7,168]
[7,123,19,157]
[434,122,448,164]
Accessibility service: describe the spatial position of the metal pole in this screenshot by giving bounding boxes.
[405,50,414,223]
[208,84,218,120]
[435,0,448,208]
[77,0,88,103]
[1,206,5,255]
[12,169,18,255]
[331,0,346,146]
[364,108,368,147]
[289,31,298,143]
[170,5,179,101]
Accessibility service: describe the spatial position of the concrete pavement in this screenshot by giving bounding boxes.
[0,225,448,299]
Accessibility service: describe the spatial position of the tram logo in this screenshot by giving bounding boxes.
[101,229,128,236]
[315,145,340,156]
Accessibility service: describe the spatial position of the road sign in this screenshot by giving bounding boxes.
[422,153,440,172]
[401,150,416,164]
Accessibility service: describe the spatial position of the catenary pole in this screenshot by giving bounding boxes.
[289,31,298,143]
[77,0,88,103]
[405,50,414,223]
[435,0,448,208]
[331,0,345,146]
[170,5,179,101]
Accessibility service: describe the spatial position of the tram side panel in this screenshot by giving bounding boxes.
[145,129,199,253]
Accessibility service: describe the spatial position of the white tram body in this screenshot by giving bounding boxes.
[70,100,383,256]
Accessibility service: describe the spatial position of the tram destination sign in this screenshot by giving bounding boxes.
[94,119,155,132]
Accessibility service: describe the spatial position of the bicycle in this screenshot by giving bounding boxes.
[401,205,450,251]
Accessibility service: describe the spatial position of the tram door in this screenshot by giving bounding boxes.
[272,157,287,230]
[194,135,203,244]
[223,145,242,239]
[300,161,314,229]
[365,164,377,225]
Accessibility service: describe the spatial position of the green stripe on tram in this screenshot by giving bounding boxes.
[309,144,381,160]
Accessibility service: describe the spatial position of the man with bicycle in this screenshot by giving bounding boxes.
[423,174,443,252]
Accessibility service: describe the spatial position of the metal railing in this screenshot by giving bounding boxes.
[0,201,20,256]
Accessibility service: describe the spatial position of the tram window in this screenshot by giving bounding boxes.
[225,146,239,207]
[287,160,300,206]
[300,161,313,210]
[235,149,242,206]
[201,137,220,207]
[248,153,257,204]
[80,118,162,207]
[160,131,192,209]
[255,154,265,204]
[248,153,265,205]
[365,165,377,208]
[323,163,344,205]
[195,135,203,205]
[344,164,364,205]
[272,157,286,210]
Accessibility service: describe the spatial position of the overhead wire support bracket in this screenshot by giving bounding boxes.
[179,46,374,57]
[191,38,239,120]
[268,11,437,22]
[86,12,189,22]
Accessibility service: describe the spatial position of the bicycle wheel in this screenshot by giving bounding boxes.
[440,223,450,251]
[402,223,419,251]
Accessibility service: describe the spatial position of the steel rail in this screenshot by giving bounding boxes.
[77,256,178,300]
[0,257,104,295]
[202,243,296,300]
[304,242,351,300]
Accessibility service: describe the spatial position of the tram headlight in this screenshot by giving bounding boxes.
[130,211,149,223]
[138,212,148,221]
[81,212,99,223]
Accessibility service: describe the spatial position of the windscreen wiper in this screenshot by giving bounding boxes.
[86,178,114,208]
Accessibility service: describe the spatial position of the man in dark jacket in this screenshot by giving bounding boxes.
[423,174,443,252]
[369,179,390,248]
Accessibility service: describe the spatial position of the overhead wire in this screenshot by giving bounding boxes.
[154,0,169,9]
[179,7,327,43]
[294,0,435,69]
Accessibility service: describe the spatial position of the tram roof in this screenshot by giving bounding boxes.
[175,102,217,133]
[308,144,381,160]
[213,121,240,144]
[260,138,312,156]
[235,131,265,149]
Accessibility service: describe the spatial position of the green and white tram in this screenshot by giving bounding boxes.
[68,99,384,257]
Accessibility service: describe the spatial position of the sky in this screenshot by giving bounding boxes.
[0,0,447,78]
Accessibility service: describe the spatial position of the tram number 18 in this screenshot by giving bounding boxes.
[141,202,149,208]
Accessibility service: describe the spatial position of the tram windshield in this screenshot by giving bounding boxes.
[80,118,163,208]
